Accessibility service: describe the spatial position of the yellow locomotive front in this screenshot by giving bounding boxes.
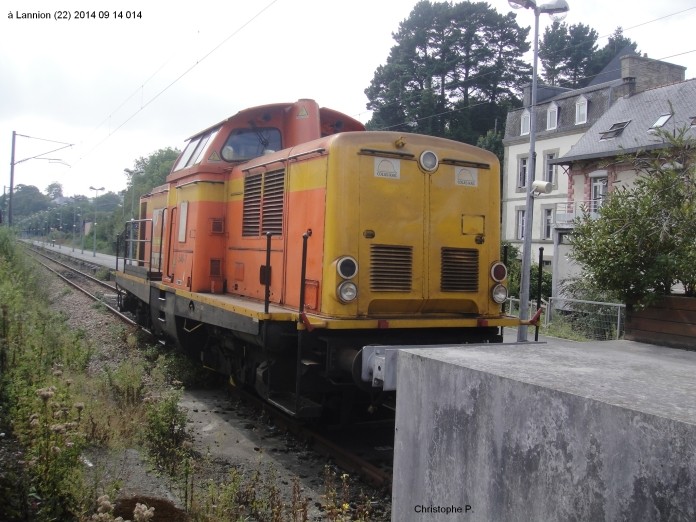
[303,131,516,339]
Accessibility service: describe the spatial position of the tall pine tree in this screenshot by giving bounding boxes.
[364,0,530,144]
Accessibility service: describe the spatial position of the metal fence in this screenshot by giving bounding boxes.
[546,297,625,340]
[507,297,625,341]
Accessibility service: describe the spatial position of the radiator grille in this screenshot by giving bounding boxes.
[370,245,412,291]
[242,174,262,236]
[261,170,285,235]
[441,248,479,292]
[242,170,285,237]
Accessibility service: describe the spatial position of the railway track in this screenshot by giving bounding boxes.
[25,244,136,327]
[25,243,394,493]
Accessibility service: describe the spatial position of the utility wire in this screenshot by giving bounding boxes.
[71,0,281,167]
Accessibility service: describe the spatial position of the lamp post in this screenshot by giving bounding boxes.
[508,0,569,341]
[90,186,104,257]
[72,208,80,252]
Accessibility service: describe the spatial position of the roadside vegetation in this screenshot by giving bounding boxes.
[0,229,375,521]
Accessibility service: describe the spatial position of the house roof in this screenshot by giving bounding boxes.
[553,78,696,165]
[587,45,638,87]
[503,79,622,142]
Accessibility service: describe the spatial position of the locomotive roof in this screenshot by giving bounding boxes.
[185,99,365,141]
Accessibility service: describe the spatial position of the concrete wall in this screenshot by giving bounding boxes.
[392,341,696,521]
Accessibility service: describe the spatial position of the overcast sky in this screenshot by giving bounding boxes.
[2,0,695,199]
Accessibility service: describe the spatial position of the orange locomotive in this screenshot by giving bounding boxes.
[115,99,519,417]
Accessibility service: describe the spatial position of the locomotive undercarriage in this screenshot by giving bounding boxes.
[118,286,503,419]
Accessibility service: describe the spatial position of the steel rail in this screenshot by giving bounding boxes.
[25,249,137,327]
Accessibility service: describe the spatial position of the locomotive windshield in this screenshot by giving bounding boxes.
[173,127,220,172]
[221,128,281,162]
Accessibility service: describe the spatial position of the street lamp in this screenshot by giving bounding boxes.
[90,186,104,257]
[509,0,569,341]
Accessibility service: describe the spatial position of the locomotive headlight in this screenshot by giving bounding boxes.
[491,284,508,304]
[337,281,358,303]
[490,262,508,282]
[336,256,358,279]
[419,150,439,172]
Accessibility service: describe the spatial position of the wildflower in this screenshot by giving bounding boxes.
[36,388,54,402]
[133,502,155,521]
[50,424,66,434]
[96,495,114,514]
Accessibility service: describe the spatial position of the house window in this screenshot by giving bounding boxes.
[521,110,530,135]
[600,121,630,140]
[543,208,554,239]
[591,177,607,214]
[518,156,528,188]
[575,96,587,125]
[544,153,556,184]
[547,103,558,130]
[516,209,526,240]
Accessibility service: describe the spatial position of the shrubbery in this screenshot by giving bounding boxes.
[571,127,696,305]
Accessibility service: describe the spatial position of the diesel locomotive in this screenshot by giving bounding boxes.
[114,99,522,418]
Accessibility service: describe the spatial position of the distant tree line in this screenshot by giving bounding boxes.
[3,148,178,254]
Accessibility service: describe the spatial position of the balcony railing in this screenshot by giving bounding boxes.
[555,199,604,226]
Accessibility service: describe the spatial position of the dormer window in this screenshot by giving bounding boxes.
[521,110,530,135]
[547,103,558,130]
[600,121,630,140]
[575,96,588,125]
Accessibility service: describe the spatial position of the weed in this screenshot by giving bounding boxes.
[143,390,189,473]
[104,360,146,407]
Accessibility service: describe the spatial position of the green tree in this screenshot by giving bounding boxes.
[538,21,567,85]
[45,182,64,201]
[122,148,179,219]
[4,185,50,220]
[476,129,503,162]
[588,27,638,81]
[539,21,598,87]
[570,127,696,304]
[365,0,530,143]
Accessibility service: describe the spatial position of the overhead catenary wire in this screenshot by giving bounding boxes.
[67,0,282,171]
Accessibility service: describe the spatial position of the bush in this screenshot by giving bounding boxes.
[570,127,696,305]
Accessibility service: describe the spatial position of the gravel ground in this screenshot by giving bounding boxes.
[0,259,391,521]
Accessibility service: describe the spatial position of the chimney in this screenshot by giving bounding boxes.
[620,55,686,94]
